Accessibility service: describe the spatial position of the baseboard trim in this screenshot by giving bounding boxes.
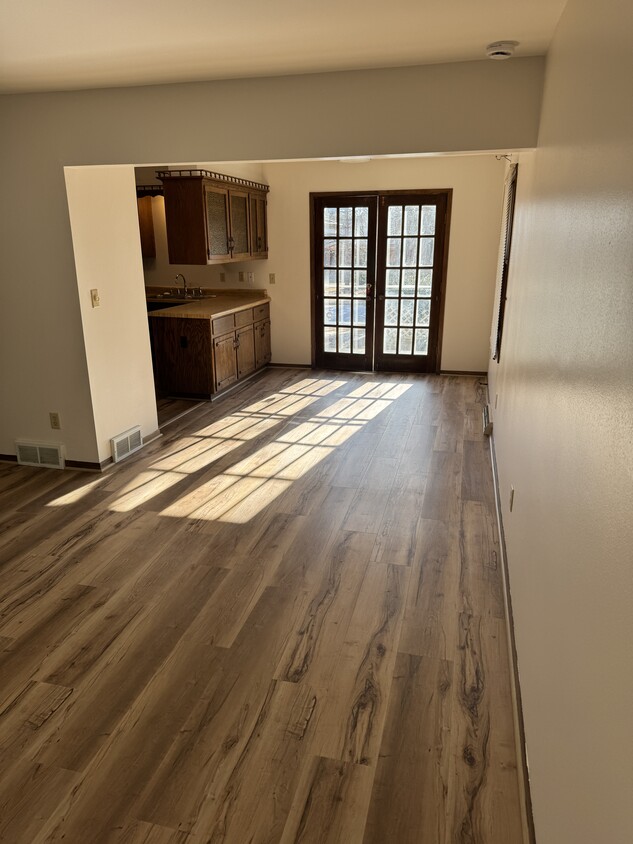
[0,452,109,472]
[66,458,110,472]
[489,434,536,844]
[440,369,488,376]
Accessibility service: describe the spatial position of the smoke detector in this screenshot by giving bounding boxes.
[486,41,519,60]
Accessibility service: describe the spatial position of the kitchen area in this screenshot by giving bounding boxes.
[136,165,272,427]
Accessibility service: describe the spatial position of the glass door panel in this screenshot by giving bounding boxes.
[374,195,447,373]
[312,191,449,374]
[313,196,377,371]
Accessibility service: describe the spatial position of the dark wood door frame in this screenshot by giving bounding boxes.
[310,189,452,374]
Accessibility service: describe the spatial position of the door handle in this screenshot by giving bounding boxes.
[365,283,373,299]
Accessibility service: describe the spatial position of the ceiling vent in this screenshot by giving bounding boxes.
[111,426,143,463]
[486,41,519,60]
[16,441,65,470]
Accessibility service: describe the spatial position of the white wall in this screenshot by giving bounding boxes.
[488,0,633,841]
[65,166,158,463]
[0,58,543,463]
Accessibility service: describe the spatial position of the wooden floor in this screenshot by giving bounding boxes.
[0,369,523,843]
[156,397,203,428]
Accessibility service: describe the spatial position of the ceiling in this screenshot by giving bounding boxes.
[0,0,566,94]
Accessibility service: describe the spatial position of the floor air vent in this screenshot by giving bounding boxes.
[111,426,143,463]
[16,441,65,469]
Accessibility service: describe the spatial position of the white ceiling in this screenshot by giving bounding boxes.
[0,0,566,94]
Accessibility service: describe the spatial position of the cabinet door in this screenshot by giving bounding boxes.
[213,333,238,391]
[254,319,272,368]
[249,193,268,257]
[205,186,231,262]
[150,317,213,397]
[163,179,209,264]
[228,190,251,260]
[236,326,256,378]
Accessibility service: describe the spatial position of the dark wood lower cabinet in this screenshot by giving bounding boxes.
[150,317,214,396]
[254,318,272,368]
[150,304,270,399]
[213,333,239,392]
[236,326,256,378]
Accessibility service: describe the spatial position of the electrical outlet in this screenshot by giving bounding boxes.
[220,272,226,283]
[90,288,100,308]
[238,271,245,282]
[247,272,255,285]
[269,273,276,285]
[509,486,515,512]
[49,412,61,430]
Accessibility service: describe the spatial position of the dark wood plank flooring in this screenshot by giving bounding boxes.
[0,369,523,843]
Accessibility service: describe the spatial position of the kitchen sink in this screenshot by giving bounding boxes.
[150,292,216,301]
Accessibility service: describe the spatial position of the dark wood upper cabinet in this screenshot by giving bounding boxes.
[157,169,269,265]
[250,193,268,258]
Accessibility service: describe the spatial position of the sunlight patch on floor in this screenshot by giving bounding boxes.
[45,476,106,507]
[105,377,411,521]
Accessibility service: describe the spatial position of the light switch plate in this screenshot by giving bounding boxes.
[90,288,100,308]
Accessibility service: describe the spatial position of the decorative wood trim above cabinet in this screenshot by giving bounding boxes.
[156,169,269,194]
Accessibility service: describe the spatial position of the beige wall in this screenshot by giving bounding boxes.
[65,166,158,462]
[142,155,506,371]
[488,0,633,841]
[261,155,506,369]
[0,58,543,462]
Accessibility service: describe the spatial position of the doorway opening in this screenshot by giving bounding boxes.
[311,190,451,373]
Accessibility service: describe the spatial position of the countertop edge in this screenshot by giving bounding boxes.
[148,294,271,320]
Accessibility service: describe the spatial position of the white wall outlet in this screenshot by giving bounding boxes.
[49,412,61,430]
[238,271,245,282]
[219,272,226,283]
[509,486,515,512]
[269,273,276,285]
[247,272,255,286]
[90,288,100,308]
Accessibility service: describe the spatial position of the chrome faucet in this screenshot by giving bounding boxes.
[175,273,188,297]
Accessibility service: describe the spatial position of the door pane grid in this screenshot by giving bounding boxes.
[382,203,436,357]
[314,191,446,374]
[323,206,369,355]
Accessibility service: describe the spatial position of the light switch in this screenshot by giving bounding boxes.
[90,288,100,308]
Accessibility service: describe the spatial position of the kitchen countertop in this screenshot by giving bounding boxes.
[148,292,270,320]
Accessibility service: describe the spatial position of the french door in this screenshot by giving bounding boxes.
[312,190,450,373]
